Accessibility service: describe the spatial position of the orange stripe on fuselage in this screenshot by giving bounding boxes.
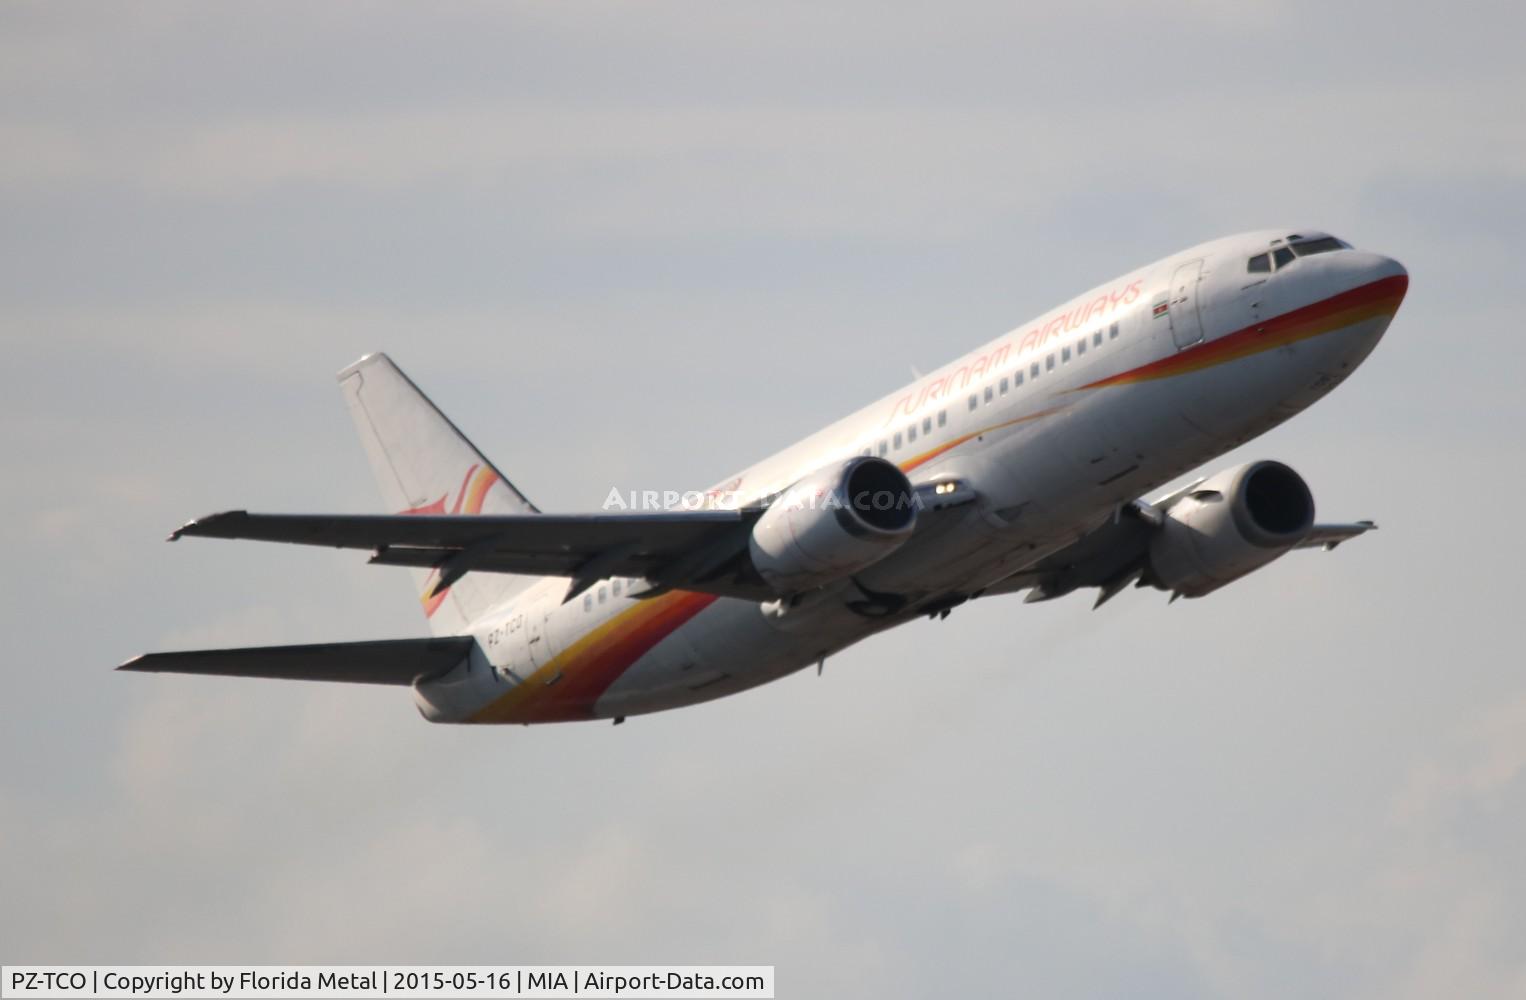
[464,276,1405,720]
[478,401,1057,720]
[469,589,718,724]
[899,406,1064,473]
[1077,274,1407,391]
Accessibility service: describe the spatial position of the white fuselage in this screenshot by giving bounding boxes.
[416,229,1407,724]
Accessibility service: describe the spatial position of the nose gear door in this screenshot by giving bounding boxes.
[1168,259,1206,349]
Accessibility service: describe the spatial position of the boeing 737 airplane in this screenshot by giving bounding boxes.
[122,229,1407,725]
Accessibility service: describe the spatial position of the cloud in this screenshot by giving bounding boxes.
[1396,697,1526,823]
[6,86,1524,244]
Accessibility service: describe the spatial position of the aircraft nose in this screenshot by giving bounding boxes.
[1369,252,1408,286]
[1336,250,1409,355]
[1368,253,1408,314]
[1336,250,1409,306]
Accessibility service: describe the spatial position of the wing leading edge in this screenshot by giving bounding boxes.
[984,498,1377,608]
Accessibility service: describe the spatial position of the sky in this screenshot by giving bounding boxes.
[2,3,1525,997]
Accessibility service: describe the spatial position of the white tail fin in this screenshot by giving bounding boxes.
[338,353,537,635]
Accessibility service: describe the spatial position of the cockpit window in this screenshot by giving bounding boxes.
[1273,246,1295,269]
[1290,236,1346,257]
[1248,253,1271,273]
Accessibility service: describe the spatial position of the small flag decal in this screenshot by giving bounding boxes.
[1152,300,1170,318]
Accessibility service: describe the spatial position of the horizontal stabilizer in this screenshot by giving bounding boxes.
[118,637,476,686]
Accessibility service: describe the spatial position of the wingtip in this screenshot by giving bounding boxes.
[167,510,247,541]
[166,516,204,541]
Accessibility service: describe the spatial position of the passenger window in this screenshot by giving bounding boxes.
[999,377,1008,395]
[938,410,946,427]
[1077,339,1085,355]
[1062,346,1071,363]
[1031,362,1040,378]
[984,386,993,403]
[968,395,977,411]
[907,424,916,443]
[1014,369,1023,386]
[894,432,902,449]
[1273,246,1295,269]
[923,417,932,434]
[1248,253,1271,273]
[598,586,607,603]
[612,579,622,597]
[1046,354,1055,371]
[1109,322,1119,339]
[878,440,888,456]
[584,594,592,612]
[1093,331,1103,347]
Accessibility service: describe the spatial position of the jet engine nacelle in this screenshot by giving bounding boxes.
[1147,460,1315,598]
[749,456,918,593]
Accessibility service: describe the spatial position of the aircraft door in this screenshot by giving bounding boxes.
[527,602,555,671]
[515,594,559,673]
[1167,259,1206,349]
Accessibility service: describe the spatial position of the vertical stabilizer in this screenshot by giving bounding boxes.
[338,353,537,635]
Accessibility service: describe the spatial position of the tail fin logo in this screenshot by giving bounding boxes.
[399,464,501,616]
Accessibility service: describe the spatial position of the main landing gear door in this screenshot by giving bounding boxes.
[1168,259,1206,349]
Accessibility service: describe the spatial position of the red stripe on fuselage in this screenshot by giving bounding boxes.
[467,277,1407,721]
[472,590,719,723]
[1078,274,1407,390]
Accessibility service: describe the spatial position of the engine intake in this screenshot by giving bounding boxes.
[749,456,918,593]
[1148,460,1315,598]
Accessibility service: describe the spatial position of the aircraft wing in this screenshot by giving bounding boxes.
[170,508,771,601]
[169,473,980,605]
[1294,521,1377,550]
[118,636,475,685]
[980,508,1155,607]
[981,497,1377,609]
